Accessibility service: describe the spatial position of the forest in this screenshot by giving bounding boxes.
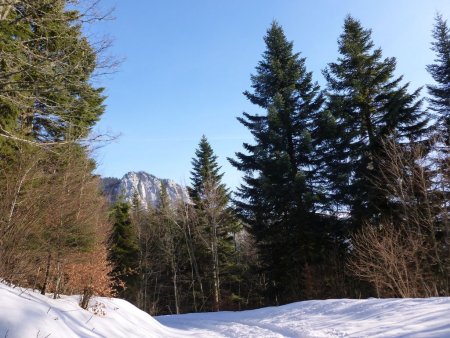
[0,0,449,317]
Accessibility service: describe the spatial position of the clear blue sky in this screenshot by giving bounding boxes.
[92,0,450,188]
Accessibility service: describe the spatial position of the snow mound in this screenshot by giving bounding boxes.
[0,282,207,338]
[2,281,450,337]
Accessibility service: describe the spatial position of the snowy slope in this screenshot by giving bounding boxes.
[0,282,208,338]
[2,282,450,338]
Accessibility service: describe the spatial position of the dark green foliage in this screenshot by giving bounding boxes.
[189,135,227,202]
[190,136,242,310]
[427,14,450,145]
[0,0,105,146]
[102,177,121,191]
[110,201,139,271]
[426,14,450,294]
[320,16,429,226]
[109,200,140,301]
[229,22,335,304]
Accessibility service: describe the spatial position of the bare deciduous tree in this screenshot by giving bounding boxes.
[349,139,450,297]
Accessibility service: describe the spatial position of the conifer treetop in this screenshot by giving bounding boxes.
[427,13,450,144]
[190,135,227,202]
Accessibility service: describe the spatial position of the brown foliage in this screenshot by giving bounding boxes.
[65,243,116,308]
[349,139,450,297]
[0,144,115,304]
[350,221,433,297]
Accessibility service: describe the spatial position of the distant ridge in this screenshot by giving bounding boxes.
[101,171,190,208]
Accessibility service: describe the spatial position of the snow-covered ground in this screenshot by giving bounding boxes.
[1,282,450,338]
[159,298,450,337]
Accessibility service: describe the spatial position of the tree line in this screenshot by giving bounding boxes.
[108,136,253,314]
[230,15,450,304]
[108,15,450,314]
[0,1,449,315]
[229,15,450,304]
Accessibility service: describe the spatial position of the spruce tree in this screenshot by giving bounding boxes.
[426,14,450,294]
[320,16,429,226]
[229,22,326,303]
[190,136,240,311]
[109,200,140,301]
[189,135,227,203]
[427,14,450,146]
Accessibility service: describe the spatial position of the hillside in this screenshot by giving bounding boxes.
[1,282,450,338]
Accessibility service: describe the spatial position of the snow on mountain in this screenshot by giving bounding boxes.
[101,171,190,208]
[2,281,450,338]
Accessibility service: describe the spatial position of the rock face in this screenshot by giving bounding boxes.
[101,171,189,208]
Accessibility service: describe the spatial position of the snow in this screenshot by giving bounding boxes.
[158,298,450,337]
[2,282,450,338]
[104,171,190,209]
[0,282,204,338]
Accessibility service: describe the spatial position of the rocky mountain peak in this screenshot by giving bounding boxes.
[101,171,189,208]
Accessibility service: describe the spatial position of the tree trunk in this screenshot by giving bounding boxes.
[41,251,52,295]
[171,255,180,314]
[211,222,220,311]
[183,220,204,310]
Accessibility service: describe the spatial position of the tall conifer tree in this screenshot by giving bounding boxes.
[427,14,450,146]
[229,22,325,303]
[190,136,239,311]
[109,201,140,302]
[426,14,450,293]
[320,16,429,226]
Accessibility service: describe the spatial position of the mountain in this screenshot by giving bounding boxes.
[101,171,190,208]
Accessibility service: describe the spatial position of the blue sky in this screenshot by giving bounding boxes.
[91,0,450,188]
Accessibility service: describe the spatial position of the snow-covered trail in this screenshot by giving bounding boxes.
[2,282,450,338]
[157,298,450,337]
